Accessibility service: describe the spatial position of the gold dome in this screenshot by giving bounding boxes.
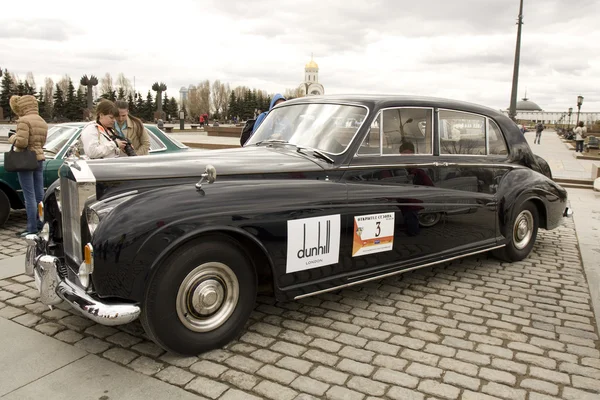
[305,59,318,69]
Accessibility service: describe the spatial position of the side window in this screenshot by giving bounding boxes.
[148,130,167,152]
[382,108,432,155]
[440,111,486,155]
[358,113,381,155]
[488,120,508,155]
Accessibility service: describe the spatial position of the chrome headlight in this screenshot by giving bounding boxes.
[86,191,138,236]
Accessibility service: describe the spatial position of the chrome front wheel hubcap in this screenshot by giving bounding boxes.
[176,262,239,332]
[513,210,534,250]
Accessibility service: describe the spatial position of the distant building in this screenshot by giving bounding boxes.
[502,95,599,125]
[298,56,324,96]
[179,86,189,106]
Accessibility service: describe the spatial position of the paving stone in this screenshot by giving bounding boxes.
[438,357,478,376]
[325,385,365,400]
[129,356,164,376]
[103,347,138,365]
[417,379,460,400]
[481,382,526,400]
[219,389,262,400]
[337,358,374,377]
[401,348,439,366]
[519,379,559,396]
[241,331,277,347]
[290,376,330,397]
[257,364,298,385]
[254,380,297,400]
[199,349,233,362]
[25,302,50,314]
[389,335,426,350]
[387,386,425,400]
[190,360,228,378]
[406,362,443,379]
[346,376,388,396]
[3,283,29,293]
[479,367,516,386]
[309,366,349,385]
[224,354,263,374]
[106,332,143,347]
[441,336,474,351]
[157,354,197,369]
[562,387,600,400]
[131,341,165,358]
[6,295,34,306]
[54,329,83,344]
[74,337,111,354]
[372,368,419,388]
[83,324,118,339]
[572,375,600,392]
[250,348,284,363]
[310,338,342,353]
[58,315,94,331]
[220,369,259,390]
[12,313,41,327]
[491,358,527,375]
[276,356,312,374]
[154,366,195,386]
[302,349,338,366]
[0,305,26,319]
[339,346,375,363]
[335,333,368,348]
[185,376,229,399]
[443,371,480,391]
[331,321,361,334]
[514,353,557,369]
[271,341,308,357]
[34,322,65,336]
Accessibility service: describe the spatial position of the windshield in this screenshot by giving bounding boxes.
[43,126,79,157]
[246,103,368,154]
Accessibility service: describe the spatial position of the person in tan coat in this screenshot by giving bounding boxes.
[8,95,48,236]
[114,100,150,155]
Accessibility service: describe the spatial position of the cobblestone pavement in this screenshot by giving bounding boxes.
[1,217,600,400]
[0,209,27,259]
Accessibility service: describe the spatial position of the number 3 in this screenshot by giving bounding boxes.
[375,221,381,237]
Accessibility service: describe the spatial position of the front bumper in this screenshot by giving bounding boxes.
[25,234,141,326]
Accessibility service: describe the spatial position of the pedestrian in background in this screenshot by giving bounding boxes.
[8,95,48,236]
[574,121,587,153]
[534,122,544,144]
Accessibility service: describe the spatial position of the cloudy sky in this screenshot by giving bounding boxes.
[2,0,598,112]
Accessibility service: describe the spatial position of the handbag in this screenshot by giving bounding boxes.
[4,144,38,172]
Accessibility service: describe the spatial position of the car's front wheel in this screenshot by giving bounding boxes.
[494,201,539,262]
[141,236,257,355]
[0,190,10,228]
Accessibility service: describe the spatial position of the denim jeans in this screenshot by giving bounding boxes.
[575,140,584,152]
[17,160,44,233]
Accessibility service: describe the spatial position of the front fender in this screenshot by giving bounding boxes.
[90,178,347,301]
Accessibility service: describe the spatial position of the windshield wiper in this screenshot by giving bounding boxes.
[297,147,334,164]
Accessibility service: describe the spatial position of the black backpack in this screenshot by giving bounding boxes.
[240,119,256,146]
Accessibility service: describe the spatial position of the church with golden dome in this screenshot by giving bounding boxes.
[298,55,324,96]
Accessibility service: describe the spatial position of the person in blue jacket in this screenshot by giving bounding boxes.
[252,93,286,134]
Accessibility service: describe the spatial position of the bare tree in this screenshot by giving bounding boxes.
[198,80,211,116]
[57,75,71,100]
[186,85,201,121]
[44,77,54,110]
[211,80,229,117]
[100,72,114,96]
[25,72,36,90]
[115,73,133,98]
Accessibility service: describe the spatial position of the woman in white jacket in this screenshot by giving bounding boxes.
[81,100,127,159]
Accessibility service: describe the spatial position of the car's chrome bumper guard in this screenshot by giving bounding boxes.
[24,234,141,326]
[564,207,573,217]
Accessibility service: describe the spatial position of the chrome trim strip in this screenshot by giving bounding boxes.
[337,163,520,170]
[293,244,506,300]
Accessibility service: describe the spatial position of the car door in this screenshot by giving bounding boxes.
[436,109,507,250]
[341,107,456,276]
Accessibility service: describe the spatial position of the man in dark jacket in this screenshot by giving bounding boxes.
[252,93,286,134]
[534,122,544,144]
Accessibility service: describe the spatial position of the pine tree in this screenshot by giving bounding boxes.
[127,93,135,114]
[162,94,169,118]
[144,91,154,121]
[0,69,15,120]
[16,81,26,96]
[65,79,79,121]
[38,90,48,121]
[228,91,236,120]
[168,97,178,121]
[117,87,126,100]
[135,92,144,117]
[76,87,86,118]
[53,84,66,120]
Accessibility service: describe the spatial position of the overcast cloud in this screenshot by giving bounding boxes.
[1,0,598,111]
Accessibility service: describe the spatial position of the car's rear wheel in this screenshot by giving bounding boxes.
[0,190,10,228]
[141,236,257,355]
[493,201,539,262]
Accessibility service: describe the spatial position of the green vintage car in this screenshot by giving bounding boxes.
[0,122,189,227]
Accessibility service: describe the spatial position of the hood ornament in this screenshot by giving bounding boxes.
[195,165,217,190]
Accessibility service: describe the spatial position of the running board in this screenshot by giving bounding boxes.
[294,244,506,300]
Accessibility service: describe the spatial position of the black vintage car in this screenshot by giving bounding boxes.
[25,95,570,355]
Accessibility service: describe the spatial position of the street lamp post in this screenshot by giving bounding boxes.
[568,108,573,129]
[508,0,525,122]
[179,110,185,130]
[576,95,584,126]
